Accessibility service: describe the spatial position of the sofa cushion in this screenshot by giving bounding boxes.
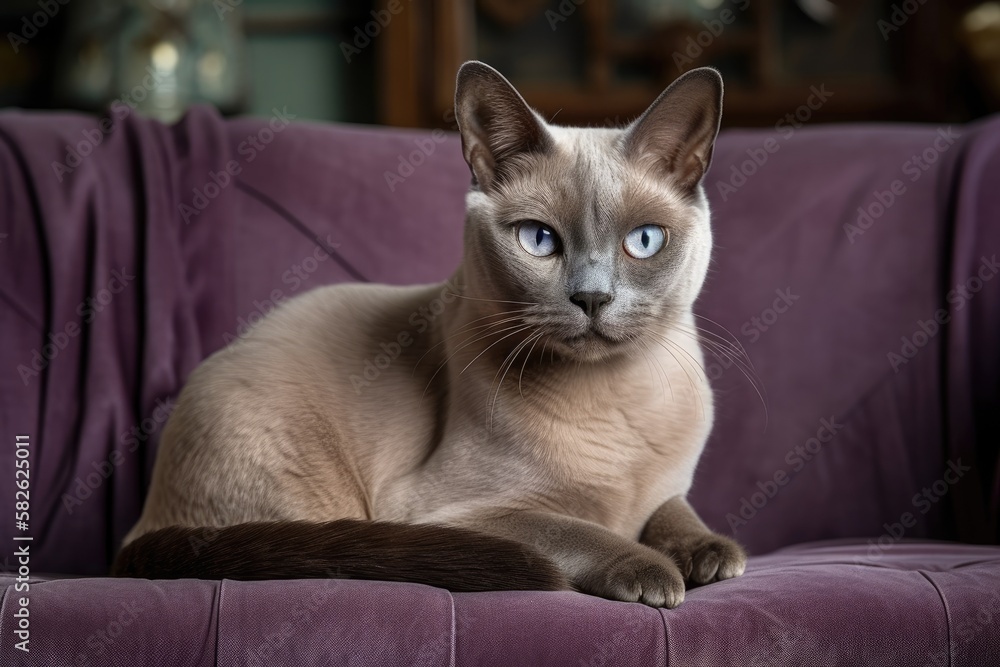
[1,540,997,666]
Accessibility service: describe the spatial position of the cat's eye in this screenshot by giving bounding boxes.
[517,221,559,257]
[623,225,667,259]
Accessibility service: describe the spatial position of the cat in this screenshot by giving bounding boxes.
[113,61,747,608]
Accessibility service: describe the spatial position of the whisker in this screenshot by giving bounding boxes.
[423,323,532,396]
[488,328,539,430]
[645,342,674,406]
[671,321,755,371]
[649,332,706,381]
[412,310,533,374]
[674,329,755,378]
[647,334,705,421]
[663,328,769,429]
[518,332,544,398]
[628,334,670,403]
[669,327,767,401]
[458,324,534,377]
[444,293,537,306]
[692,313,752,361]
[456,308,531,331]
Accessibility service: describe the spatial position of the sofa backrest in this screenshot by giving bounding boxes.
[0,106,996,575]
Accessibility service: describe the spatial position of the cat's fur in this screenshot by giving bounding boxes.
[114,62,746,608]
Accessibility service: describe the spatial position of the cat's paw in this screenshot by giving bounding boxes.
[659,532,747,585]
[580,548,686,608]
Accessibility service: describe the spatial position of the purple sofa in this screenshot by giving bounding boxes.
[0,105,998,665]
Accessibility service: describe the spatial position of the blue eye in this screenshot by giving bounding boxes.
[623,225,667,259]
[517,221,559,257]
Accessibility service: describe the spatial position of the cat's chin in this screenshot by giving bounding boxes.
[553,329,630,362]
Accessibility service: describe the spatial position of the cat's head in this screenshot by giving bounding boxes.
[455,62,722,361]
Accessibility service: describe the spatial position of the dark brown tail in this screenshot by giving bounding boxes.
[111,519,568,592]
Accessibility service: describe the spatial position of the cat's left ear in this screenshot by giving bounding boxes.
[455,61,551,191]
[624,68,723,195]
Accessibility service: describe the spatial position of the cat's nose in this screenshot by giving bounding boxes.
[570,291,613,318]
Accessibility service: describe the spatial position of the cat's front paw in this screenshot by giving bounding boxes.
[659,532,746,585]
[580,548,686,608]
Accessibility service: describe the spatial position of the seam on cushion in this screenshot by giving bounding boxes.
[658,607,671,667]
[744,559,1000,572]
[447,589,456,667]
[215,579,225,667]
[918,570,952,667]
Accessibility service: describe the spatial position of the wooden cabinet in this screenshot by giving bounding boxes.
[378,0,981,129]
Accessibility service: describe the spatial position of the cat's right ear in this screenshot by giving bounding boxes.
[455,61,551,191]
[623,67,723,196]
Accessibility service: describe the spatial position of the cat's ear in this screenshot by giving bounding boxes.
[623,67,723,195]
[455,61,551,191]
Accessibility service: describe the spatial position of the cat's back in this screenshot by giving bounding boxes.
[171,280,455,444]
[197,281,446,379]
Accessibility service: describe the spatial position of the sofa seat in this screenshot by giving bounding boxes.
[2,540,997,666]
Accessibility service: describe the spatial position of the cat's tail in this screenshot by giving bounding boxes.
[111,520,568,592]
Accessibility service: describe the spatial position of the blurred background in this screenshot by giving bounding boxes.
[1,0,999,129]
